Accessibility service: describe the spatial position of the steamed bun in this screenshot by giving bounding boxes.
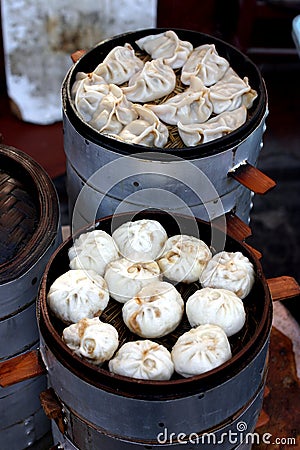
[122,281,184,338]
[109,339,174,380]
[200,251,255,299]
[68,230,119,276]
[157,234,212,283]
[171,324,232,378]
[186,287,246,336]
[112,219,167,262]
[63,317,118,365]
[47,269,109,324]
[104,258,161,303]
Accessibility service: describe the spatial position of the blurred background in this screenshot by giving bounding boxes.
[0,0,299,321]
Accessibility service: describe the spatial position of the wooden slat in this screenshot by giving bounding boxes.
[0,349,45,387]
[267,276,300,302]
[228,162,276,195]
[225,212,252,241]
[40,388,62,420]
[71,49,86,64]
[243,243,262,260]
[40,388,66,434]
[255,408,270,428]
[264,385,270,398]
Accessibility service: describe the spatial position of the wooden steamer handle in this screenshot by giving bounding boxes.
[228,161,276,195]
[40,388,66,434]
[224,212,263,259]
[267,276,300,302]
[0,349,45,388]
[225,212,252,241]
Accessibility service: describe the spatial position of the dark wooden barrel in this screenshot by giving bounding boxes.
[0,144,61,449]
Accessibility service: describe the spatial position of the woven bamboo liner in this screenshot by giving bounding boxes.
[0,170,38,265]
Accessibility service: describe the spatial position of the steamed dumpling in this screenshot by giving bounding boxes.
[63,317,118,365]
[94,43,144,85]
[209,68,258,114]
[112,219,168,262]
[157,234,212,283]
[135,30,193,69]
[200,251,255,299]
[122,58,176,102]
[186,287,246,336]
[118,104,169,147]
[68,230,119,276]
[104,258,161,303]
[73,83,138,134]
[109,340,174,380]
[47,269,109,324]
[178,105,247,146]
[181,44,229,86]
[145,76,212,125]
[171,324,232,377]
[71,71,106,102]
[122,281,184,338]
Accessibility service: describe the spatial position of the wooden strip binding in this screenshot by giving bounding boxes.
[267,276,300,302]
[264,385,270,398]
[255,408,270,429]
[225,212,252,241]
[71,49,86,64]
[0,349,45,387]
[243,243,262,260]
[228,161,276,195]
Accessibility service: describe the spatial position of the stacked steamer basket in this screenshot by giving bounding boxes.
[0,144,61,449]
[40,212,272,450]
[33,211,299,449]
[62,28,275,231]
